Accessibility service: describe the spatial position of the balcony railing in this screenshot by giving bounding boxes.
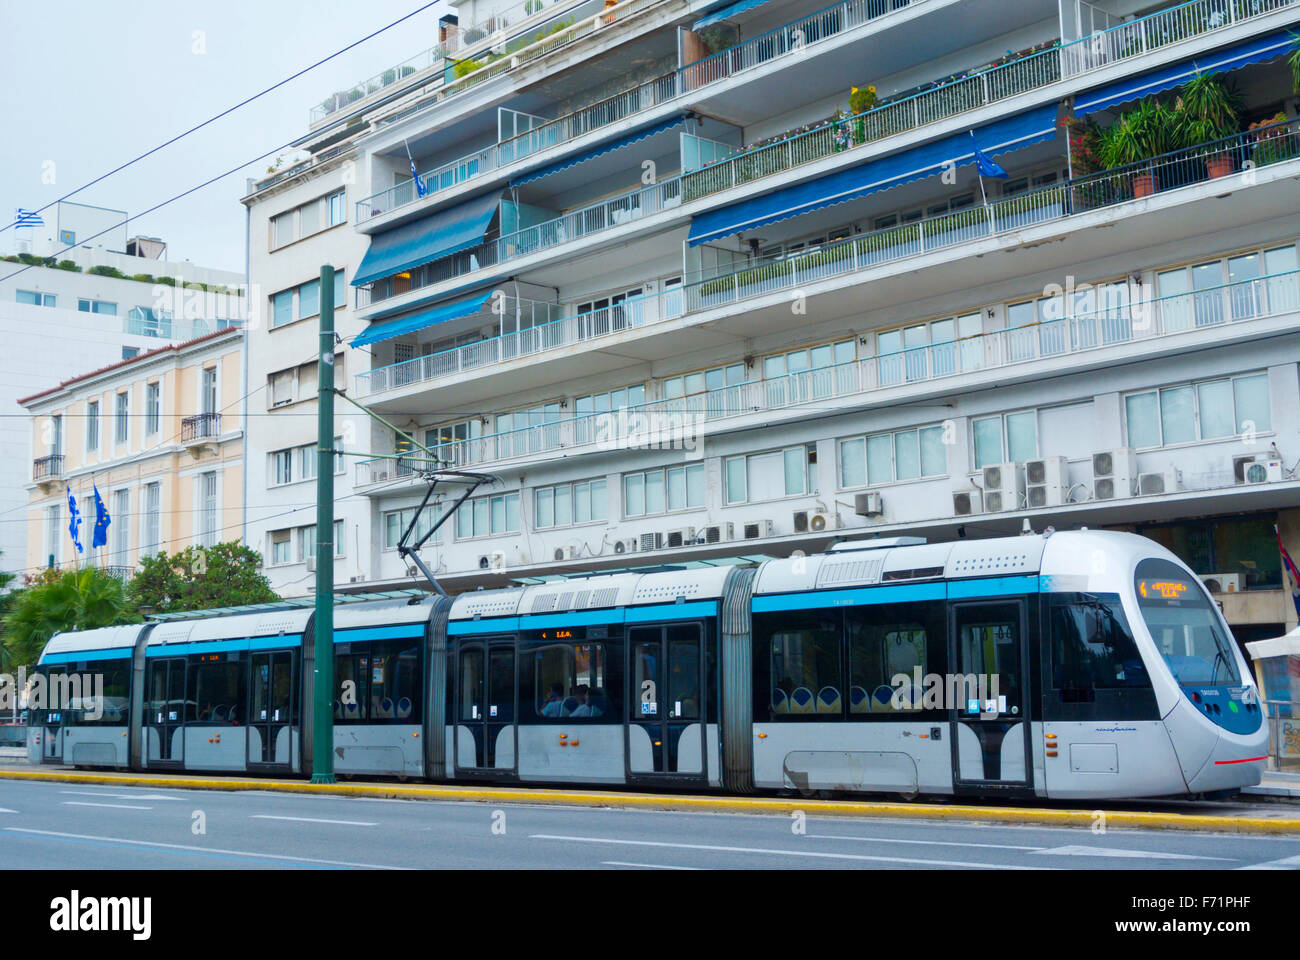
[124,315,236,341]
[181,413,222,442]
[356,265,1300,481]
[354,118,1300,398]
[33,454,64,482]
[353,0,1295,223]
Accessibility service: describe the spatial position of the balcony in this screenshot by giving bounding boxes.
[181,413,222,455]
[33,454,64,485]
[354,118,1300,399]
[355,264,1300,485]
[353,0,1296,225]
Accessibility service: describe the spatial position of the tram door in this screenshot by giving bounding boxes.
[146,657,185,765]
[950,601,1030,788]
[456,639,517,774]
[249,650,295,767]
[627,624,705,779]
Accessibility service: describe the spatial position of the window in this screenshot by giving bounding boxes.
[272,212,295,249]
[111,489,130,561]
[574,387,644,443]
[495,403,562,459]
[17,290,55,307]
[301,520,346,559]
[535,479,607,528]
[972,410,1038,468]
[1157,245,1299,330]
[141,482,161,557]
[49,414,63,455]
[334,637,419,723]
[877,314,981,384]
[623,464,705,518]
[271,290,293,328]
[725,445,816,503]
[298,279,320,319]
[840,426,946,488]
[328,191,346,227]
[758,610,842,721]
[1137,515,1281,590]
[77,298,117,315]
[533,644,608,720]
[114,391,129,445]
[269,369,295,407]
[1134,557,1240,685]
[455,492,520,538]
[1124,373,1270,449]
[44,504,61,565]
[271,450,293,486]
[86,401,99,452]
[270,530,293,565]
[188,656,246,725]
[383,508,442,548]
[145,382,160,436]
[1049,593,1149,698]
[297,438,345,481]
[844,602,947,717]
[122,347,140,360]
[424,420,483,455]
[201,367,217,415]
[198,472,218,547]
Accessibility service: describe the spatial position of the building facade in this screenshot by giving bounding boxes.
[20,328,244,577]
[243,0,1300,651]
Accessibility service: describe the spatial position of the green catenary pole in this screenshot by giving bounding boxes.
[311,264,336,784]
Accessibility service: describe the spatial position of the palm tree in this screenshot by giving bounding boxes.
[2,568,135,669]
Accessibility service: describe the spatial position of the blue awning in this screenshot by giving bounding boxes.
[686,103,1059,247]
[693,0,773,30]
[351,191,501,287]
[510,116,687,187]
[1076,29,1295,116]
[351,290,493,347]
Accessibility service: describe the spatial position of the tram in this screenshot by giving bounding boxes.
[28,530,1268,799]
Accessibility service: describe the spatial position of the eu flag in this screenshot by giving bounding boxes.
[972,142,1008,179]
[92,485,111,549]
[66,486,83,554]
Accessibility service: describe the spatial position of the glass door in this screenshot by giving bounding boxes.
[249,650,295,767]
[456,638,517,774]
[950,601,1029,788]
[626,624,705,780]
[146,657,185,765]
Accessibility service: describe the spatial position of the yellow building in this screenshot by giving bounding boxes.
[21,328,243,576]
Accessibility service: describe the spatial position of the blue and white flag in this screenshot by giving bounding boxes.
[971,140,1008,179]
[15,208,44,228]
[66,486,83,554]
[92,485,111,550]
[410,156,427,198]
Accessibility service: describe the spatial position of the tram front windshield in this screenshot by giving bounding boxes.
[1134,559,1239,686]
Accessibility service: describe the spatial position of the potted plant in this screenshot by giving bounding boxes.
[1250,112,1296,165]
[1173,72,1241,178]
[849,85,877,144]
[1099,99,1177,197]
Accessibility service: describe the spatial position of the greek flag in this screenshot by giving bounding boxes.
[15,208,44,227]
[410,157,427,198]
[1278,525,1300,619]
[971,140,1008,179]
[92,485,111,549]
[67,486,83,554]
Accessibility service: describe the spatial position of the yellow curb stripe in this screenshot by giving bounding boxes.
[2,769,1297,834]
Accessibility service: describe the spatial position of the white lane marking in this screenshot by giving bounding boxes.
[250,815,377,826]
[1032,844,1234,861]
[602,861,702,870]
[807,833,1040,851]
[1238,853,1300,870]
[530,835,1052,869]
[61,790,181,801]
[6,828,408,869]
[61,801,153,810]
[0,808,17,814]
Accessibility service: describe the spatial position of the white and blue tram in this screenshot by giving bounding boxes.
[28,531,1268,799]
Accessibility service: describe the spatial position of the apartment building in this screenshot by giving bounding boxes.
[20,327,244,577]
[243,0,1300,651]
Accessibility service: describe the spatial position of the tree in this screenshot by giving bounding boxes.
[2,567,137,669]
[127,541,278,615]
[0,553,18,671]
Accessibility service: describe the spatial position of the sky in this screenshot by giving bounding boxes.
[0,0,453,273]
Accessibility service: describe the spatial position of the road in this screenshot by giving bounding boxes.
[1,778,1298,869]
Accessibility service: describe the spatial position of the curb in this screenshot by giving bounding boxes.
[4,769,1300,834]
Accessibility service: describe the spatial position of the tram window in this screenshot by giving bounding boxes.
[668,626,700,722]
[845,602,945,717]
[190,658,244,724]
[460,649,485,722]
[1049,594,1148,698]
[338,641,420,722]
[762,611,842,721]
[534,643,608,720]
[335,654,365,721]
[1134,558,1240,685]
[40,659,131,724]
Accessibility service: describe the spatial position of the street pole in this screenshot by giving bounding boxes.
[311,264,336,784]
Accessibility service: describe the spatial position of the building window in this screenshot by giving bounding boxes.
[877,315,981,384]
[301,520,346,559]
[1156,245,1299,329]
[145,382,160,436]
[114,391,129,445]
[122,347,140,360]
[49,414,63,455]
[333,269,346,309]
[840,425,946,488]
[455,492,520,539]
[725,445,816,504]
[662,365,744,415]
[86,401,99,452]
[44,504,61,565]
[271,191,346,251]
[270,530,293,565]
[141,482,161,557]
[77,298,117,315]
[112,489,130,561]
[623,464,705,518]
[1136,514,1281,590]
[201,367,217,415]
[17,290,56,307]
[972,411,1038,469]
[272,212,295,249]
[298,279,320,320]
[271,290,293,328]
[535,479,607,529]
[1125,373,1270,450]
[328,191,346,227]
[199,472,218,547]
[271,450,293,486]
[382,508,442,549]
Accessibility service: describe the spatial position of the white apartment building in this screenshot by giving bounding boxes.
[1,204,243,580]
[243,0,1300,654]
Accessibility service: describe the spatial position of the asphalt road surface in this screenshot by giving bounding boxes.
[1,778,1298,869]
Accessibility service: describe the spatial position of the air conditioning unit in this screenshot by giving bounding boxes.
[613,538,636,555]
[1092,448,1137,500]
[982,463,1025,513]
[1199,573,1243,594]
[794,509,838,531]
[305,555,316,573]
[853,492,884,518]
[1242,458,1283,484]
[640,531,663,552]
[1025,456,1068,508]
[1138,468,1182,496]
[665,527,696,548]
[743,520,775,540]
[952,489,982,516]
[704,523,734,544]
[553,546,577,562]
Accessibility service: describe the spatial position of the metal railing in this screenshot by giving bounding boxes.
[356,265,1300,478]
[310,47,448,125]
[354,119,1300,398]
[33,454,64,481]
[123,315,235,341]
[180,413,222,442]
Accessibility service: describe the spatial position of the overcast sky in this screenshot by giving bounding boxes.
[0,0,450,273]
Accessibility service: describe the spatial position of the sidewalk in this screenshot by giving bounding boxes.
[1242,771,1300,800]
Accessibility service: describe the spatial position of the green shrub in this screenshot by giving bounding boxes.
[87,265,128,279]
[56,259,81,272]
